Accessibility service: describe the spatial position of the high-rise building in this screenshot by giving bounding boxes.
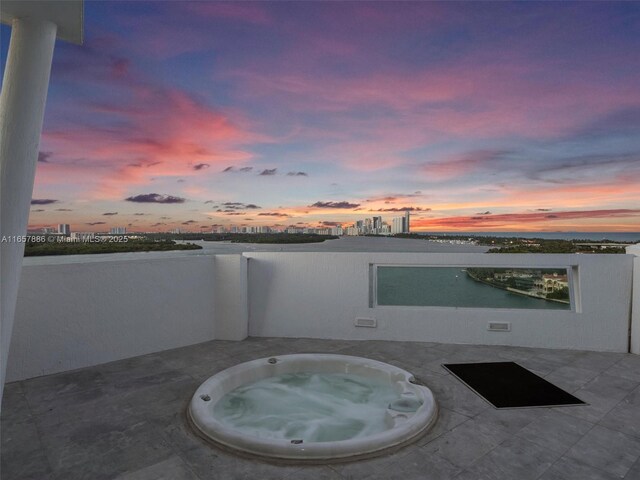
[364,218,372,234]
[373,216,382,234]
[57,224,70,235]
[110,227,126,235]
[391,217,404,234]
[349,212,409,235]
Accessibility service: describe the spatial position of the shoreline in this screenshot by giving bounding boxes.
[22,236,489,266]
[465,269,569,305]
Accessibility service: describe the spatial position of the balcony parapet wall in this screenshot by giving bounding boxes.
[7,251,636,382]
[627,244,640,354]
[8,256,216,381]
[245,252,633,353]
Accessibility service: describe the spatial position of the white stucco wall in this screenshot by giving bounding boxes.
[246,252,633,352]
[632,256,640,355]
[6,250,635,382]
[213,255,248,341]
[627,244,640,354]
[7,256,216,381]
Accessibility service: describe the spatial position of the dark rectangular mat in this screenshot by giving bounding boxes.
[442,361,587,409]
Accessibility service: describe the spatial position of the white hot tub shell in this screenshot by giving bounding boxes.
[188,353,438,462]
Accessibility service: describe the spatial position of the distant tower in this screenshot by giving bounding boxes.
[373,216,382,234]
[391,217,403,234]
[57,224,70,235]
[404,211,410,233]
[364,218,372,234]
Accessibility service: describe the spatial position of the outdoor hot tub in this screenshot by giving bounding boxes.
[188,353,438,462]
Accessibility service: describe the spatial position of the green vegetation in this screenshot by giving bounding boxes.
[395,233,496,243]
[487,240,577,254]
[394,233,630,254]
[487,241,627,254]
[466,267,570,302]
[23,232,338,256]
[547,286,570,301]
[24,239,202,256]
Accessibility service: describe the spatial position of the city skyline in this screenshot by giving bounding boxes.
[2,2,639,233]
[34,210,412,236]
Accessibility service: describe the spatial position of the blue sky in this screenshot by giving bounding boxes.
[2,1,639,232]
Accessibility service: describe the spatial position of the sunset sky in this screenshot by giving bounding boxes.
[2,1,639,232]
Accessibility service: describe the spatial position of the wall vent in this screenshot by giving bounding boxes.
[355,317,377,328]
[487,321,511,332]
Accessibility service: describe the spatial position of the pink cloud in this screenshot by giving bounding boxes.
[412,209,640,230]
[40,81,263,199]
[423,150,508,180]
[497,173,640,209]
[219,53,639,176]
[226,47,639,145]
[31,3,640,230]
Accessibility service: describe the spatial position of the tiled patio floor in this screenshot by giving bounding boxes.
[2,338,640,480]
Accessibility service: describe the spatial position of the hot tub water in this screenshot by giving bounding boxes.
[189,354,437,461]
[213,372,408,442]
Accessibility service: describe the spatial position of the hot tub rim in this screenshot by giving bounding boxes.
[188,353,438,462]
